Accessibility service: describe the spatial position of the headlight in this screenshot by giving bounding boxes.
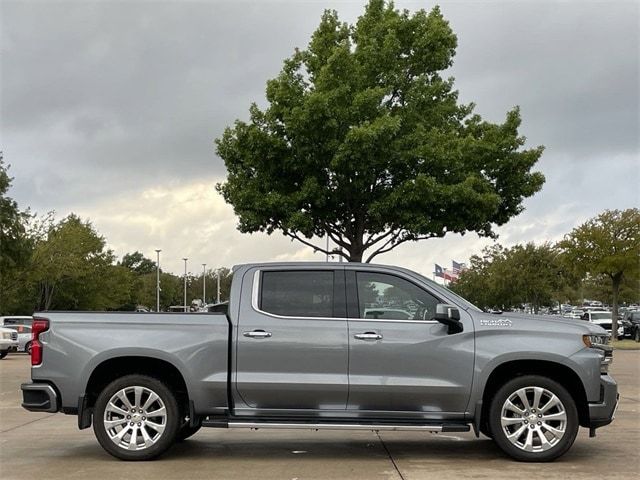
[583,334,613,373]
[2,332,10,340]
[583,334,610,348]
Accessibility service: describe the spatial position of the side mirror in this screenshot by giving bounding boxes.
[434,303,463,334]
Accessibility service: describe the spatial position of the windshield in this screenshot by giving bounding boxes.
[591,312,612,320]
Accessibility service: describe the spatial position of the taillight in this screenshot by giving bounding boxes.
[31,318,49,366]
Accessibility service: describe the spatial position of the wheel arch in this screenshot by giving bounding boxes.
[82,355,190,428]
[478,359,590,434]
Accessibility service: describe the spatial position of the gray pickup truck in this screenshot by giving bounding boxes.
[21,262,618,462]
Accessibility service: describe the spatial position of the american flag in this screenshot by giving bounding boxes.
[452,260,466,274]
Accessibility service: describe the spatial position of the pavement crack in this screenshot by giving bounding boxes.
[0,413,56,433]
[375,431,406,480]
[619,395,640,404]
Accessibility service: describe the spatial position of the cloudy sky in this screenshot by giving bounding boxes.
[2,0,638,277]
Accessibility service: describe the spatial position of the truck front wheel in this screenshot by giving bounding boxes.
[489,375,579,462]
[93,374,180,461]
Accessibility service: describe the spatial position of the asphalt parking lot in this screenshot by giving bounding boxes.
[1,353,639,480]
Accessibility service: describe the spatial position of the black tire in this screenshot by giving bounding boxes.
[25,342,32,354]
[0,351,7,359]
[176,423,202,442]
[489,375,579,462]
[634,328,640,343]
[93,375,180,461]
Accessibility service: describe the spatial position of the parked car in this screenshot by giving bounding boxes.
[21,262,617,462]
[563,309,584,319]
[0,315,33,327]
[580,311,625,339]
[622,310,640,342]
[3,324,33,352]
[0,326,19,359]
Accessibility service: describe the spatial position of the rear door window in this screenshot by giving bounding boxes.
[260,271,334,318]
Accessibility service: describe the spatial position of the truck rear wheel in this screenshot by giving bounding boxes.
[93,374,180,461]
[489,375,579,462]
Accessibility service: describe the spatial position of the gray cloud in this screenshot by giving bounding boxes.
[1,0,638,274]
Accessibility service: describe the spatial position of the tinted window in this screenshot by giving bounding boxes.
[260,271,334,318]
[5,325,31,333]
[356,272,440,321]
[2,317,31,326]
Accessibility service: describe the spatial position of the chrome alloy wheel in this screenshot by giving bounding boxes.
[500,386,567,452]
[103,386,167,451]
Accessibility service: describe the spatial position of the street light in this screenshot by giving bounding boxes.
[183,258,188,313]
[216,269,221,304]
[202,263,207,306]
[155,249,161,312]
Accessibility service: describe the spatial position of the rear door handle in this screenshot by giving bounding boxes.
[243,330,272,339]
[354,332,383,341]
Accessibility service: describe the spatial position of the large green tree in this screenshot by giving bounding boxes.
[452,242,567,313]
[560,209,640,336]
[119,251,156,275]
[216,0,544,262]
[0,153,33,314]
[29,214,133,311]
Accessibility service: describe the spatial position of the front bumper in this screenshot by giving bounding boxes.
[21,382,60,413]
[588,374,618,432]
[0,339,19,352]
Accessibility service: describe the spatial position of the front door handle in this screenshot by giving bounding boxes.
[354,332,383,341]
[243,330,272,339]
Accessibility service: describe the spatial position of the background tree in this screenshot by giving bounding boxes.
[187,268,234,305]
[0,154,33,314]
[451,242,566,312]
[216,0,544,262]
[560,209,640,336]
[119,251,156,275]
[29,214,133,311]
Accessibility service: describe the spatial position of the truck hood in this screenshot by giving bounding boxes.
[474,311,607,335]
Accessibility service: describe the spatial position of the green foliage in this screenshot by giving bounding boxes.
[186,267,233,305]
[0,154,33,314]
[29,214,134,311]
[216,0,544,262]
[120,251,157,275]
[451,242,567,312]
[560,208,640,331]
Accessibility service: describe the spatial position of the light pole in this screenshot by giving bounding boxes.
[202,263,207,305]
[155,249,161,312]
[326,235,329,262]
[183,258,188,313]
[216,269,221,304]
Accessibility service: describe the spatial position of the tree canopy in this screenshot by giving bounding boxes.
[216,0,545,262]
[0,153,33,314]
[120,251,157,275]
[559,208,640,334]
[29,214,133,311]
[451,243,567,312]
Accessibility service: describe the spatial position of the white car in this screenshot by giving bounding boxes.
[581,311,624,338]
[3,324,32,352]
[0,327,19,359]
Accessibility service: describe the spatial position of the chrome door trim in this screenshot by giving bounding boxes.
[251,269,441,324]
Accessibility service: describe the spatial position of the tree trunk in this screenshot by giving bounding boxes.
[346,235,365,262]
[611,273,622,340]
